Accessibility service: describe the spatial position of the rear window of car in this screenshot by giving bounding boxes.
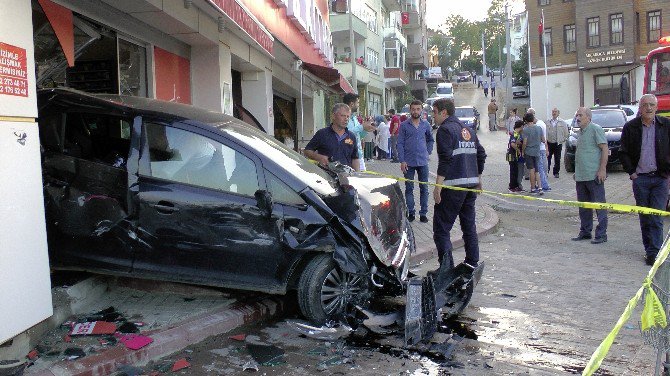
[436,86,453,94]
[591,111,627,128]
[455,108,475,117]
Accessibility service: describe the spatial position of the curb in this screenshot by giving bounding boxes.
[26,298,284,376]
[409,202,499,266]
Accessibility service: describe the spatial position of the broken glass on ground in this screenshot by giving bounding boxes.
[245,343,285,366]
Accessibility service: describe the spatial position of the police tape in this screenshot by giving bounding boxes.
[356,168,669,375]
[361,170,670,217]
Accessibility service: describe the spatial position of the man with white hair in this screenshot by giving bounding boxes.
[620,94,670,265]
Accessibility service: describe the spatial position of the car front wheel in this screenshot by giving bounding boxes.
[298,254,369,325]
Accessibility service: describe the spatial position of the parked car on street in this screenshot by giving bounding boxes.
[454,106,480,132]
[511,82,529,98]
[564,108,628,172]
[37,87,419,326]
[456,71,472,83]
[597,104,638,122]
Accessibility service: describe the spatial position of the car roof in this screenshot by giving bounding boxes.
[455,106,475,109]
[38,87,236,126]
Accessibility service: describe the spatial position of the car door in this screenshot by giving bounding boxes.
[134,120,285,292]
[39,110,135,272]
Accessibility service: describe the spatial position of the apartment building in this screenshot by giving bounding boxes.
[401,0,428,101]
[527,0,670,119]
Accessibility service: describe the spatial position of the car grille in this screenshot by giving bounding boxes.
[608,140,620,147]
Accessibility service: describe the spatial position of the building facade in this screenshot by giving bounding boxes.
[527,0,670,120]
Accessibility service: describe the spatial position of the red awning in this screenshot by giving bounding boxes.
[301,62,355,94]
[38,0,74,67]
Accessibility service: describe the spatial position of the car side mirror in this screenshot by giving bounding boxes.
[255,189,273,218]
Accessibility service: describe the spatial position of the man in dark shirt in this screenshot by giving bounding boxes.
[432,98,486,273]
[619,94,670,265]
[305,103,360,170]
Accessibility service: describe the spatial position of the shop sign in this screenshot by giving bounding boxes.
[585,48,626,64]
[0,42,28,98]
[208,0,274,56]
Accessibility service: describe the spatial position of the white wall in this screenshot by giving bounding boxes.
[0,0,52,344]
[530,70,580,121]
[242,68,274,135]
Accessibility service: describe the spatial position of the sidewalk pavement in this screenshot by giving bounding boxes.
[22,161,498,376]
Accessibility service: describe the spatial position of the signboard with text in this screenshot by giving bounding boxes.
[0,42,29,97]
[578,46,635,70]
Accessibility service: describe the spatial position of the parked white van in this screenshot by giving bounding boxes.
[434,83,454,101]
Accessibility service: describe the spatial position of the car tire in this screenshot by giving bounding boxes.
[564,154,575,173]
[297,254,369,325]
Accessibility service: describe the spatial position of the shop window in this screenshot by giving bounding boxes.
[118,38,147,97]
[145,123,259,195]
[610,13,623,45]
[587,17,600,48]
[647,10,661,43]
[564,24,576,53]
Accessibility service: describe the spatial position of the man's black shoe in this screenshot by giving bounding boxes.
[646,254,657,266]
[391,159,400,163]
[408,214,415,222]
[420,215,429,223]
[554,174,559,178]
[571,234,592,241]
[591,236,607,244]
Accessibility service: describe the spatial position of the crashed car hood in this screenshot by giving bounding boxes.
[335,174,414,272]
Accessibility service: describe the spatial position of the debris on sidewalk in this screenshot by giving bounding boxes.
[63,347,86,360]
[170,358,191,372]
[246,343,285,366]
[70,321,117,335]
[285,320,352,340]
[117,334,153,350]
[229,333,246,341]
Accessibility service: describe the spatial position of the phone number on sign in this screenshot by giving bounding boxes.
[0,75,28,97]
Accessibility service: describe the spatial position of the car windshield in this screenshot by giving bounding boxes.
[591,111,626,128]
[455,108,475,117]
[401,105,410,113]
[436,86,453,94]
[213,121,338,195]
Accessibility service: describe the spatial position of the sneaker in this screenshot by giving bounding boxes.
[408,214,415,222]
[420,215,429,223]
[508,188,517,193]
[513,187,524,192]
[543,187,552,192]
[537,188,544,195]
[529,188,539,194]
[591,236,607,244]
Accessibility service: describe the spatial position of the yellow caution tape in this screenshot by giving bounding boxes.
[582,240,670,375]
[361,170,670,217]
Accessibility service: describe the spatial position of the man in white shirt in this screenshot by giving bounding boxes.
[527,108,551,191]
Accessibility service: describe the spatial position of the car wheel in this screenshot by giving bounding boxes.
[298,254,369,325]
[564,154,575,173]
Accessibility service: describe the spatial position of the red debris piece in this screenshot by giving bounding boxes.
[64,334,72,343]
[171,358,190,372]
[229,334,246,341]
[27,349,39,360]
[70,321,117,335]
[148,371,161,376]
[117,334,153,350]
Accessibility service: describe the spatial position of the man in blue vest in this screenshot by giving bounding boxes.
[432,98,487,271]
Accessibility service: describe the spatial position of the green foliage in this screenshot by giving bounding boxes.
[394,86,415,111]
[428,31,456,75]
[512,42,529,85]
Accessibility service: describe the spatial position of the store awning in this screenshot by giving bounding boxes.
[38,0,74,67]
[301,62,355,94]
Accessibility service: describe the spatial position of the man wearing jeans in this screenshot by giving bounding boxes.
[620,94,670,265]
[397,100,434,222]
[572,107,608,244]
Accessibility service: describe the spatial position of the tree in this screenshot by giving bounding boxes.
[512,42,529,85]
[428,30,456,77]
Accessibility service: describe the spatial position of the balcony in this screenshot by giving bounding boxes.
[330,12,368,40]
[381,0,401,12]
[406,43,428,69]
[384,67,408,87]
[334,61,370,85]
[410,78,427,92]
[383,26,406,47]
[400,10,421,30]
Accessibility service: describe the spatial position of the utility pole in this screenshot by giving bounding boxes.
[481,33,486,77]
[505,3,512,112]
[348,0,357,90]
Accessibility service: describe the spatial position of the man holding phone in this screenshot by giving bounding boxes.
[571,107,608,244]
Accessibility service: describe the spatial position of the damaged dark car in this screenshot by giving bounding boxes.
[38,88,416,324]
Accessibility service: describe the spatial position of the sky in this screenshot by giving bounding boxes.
[425,0,525,31]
